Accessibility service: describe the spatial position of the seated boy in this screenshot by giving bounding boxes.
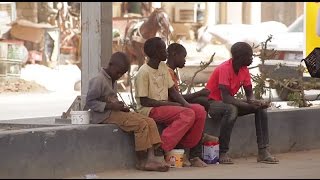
[134,37,208,167]
[166,42,219,159]
[206,42,279,164]
[166,43,211,112]
[84,52,169,172]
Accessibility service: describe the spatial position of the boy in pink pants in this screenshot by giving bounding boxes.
[135,37,207,167]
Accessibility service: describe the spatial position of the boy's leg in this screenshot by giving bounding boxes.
[187,96,211,112]
[208,101,238,164]
[180,104,207,167]
[103,111,169,171]
[179,104,206,149]
[238,107,278,164]
[104,111,154,151]
[144,117,162,149]
[254,109,279,164]
[149,106,195,152]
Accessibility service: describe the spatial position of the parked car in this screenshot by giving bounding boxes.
[266,15,304,61]
[181,16,305,87]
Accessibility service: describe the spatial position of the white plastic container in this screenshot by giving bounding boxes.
[70,111,90,124]
[165,149,185,168]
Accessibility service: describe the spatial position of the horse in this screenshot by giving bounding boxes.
[196,21,288,53]
[123,8,173,69]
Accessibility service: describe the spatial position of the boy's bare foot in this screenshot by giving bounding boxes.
[144,160,170,172]
[183,153,191,167]
[154,155,171,167]
[135,159,146,170]
[190,157,208,167]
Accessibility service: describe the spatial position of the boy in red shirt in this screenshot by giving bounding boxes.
[206,42,279,164]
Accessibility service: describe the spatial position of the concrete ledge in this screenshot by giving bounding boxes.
[1,107,320,178]
[0,124,134,179]
[204,107,320,158]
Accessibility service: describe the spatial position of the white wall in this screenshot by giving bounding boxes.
[251,2,261,24]
[226,2,243,24]
[205,2,217,25]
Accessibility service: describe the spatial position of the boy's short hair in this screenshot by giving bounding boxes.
[144,37,163,58]
[230,42,252,59]
[167,43,186,55]
[110,52,130,69]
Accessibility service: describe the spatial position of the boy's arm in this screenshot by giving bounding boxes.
[219,84,258,111]
[182,88,210,101]
[168,86,190,107]
[182,93,198,101]
[244,85,270,109]
[85,77,107,112]
[140,97,181,107]
[86,77,127,112]
[244,85,254,101]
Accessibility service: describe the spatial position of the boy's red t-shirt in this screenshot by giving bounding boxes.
[206,59,252,101]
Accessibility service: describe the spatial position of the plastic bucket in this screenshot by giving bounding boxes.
[165,149,184,168]
[70,111,90,124]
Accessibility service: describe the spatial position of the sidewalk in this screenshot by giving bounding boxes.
[0,91,79,121]
[70,149,320,179]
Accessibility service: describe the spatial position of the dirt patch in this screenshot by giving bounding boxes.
[0,78,48,93]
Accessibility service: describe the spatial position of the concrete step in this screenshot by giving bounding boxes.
[0,107,320,178]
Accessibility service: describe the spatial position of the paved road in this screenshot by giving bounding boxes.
[0,92,79,121]
[0,91,135,121]
[74,149,320,179]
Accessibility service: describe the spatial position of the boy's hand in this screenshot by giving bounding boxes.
[260,101,271,109]
[110,101,126,111]
[248,100,270,109]
[182,102,192,108]
[197,88,210,97]
[121,106,131,112]
[117,101,131,112]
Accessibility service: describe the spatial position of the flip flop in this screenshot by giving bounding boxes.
[219,154,234,164]
[257,156,279,164]
[219,158,234,164]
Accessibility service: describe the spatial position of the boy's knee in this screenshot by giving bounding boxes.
[145,117,158,129]
[258,108,267,114]
[181,108,196,124]
[190,104,206,116]
[225,104,238,122]
[194,104,206,112]
[137,120,148,131]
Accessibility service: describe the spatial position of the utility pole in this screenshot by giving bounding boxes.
[57,2,113,121]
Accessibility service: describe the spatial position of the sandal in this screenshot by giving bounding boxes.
[257,155,279,164]
[257,149,279,164]
[219,153,234,164]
